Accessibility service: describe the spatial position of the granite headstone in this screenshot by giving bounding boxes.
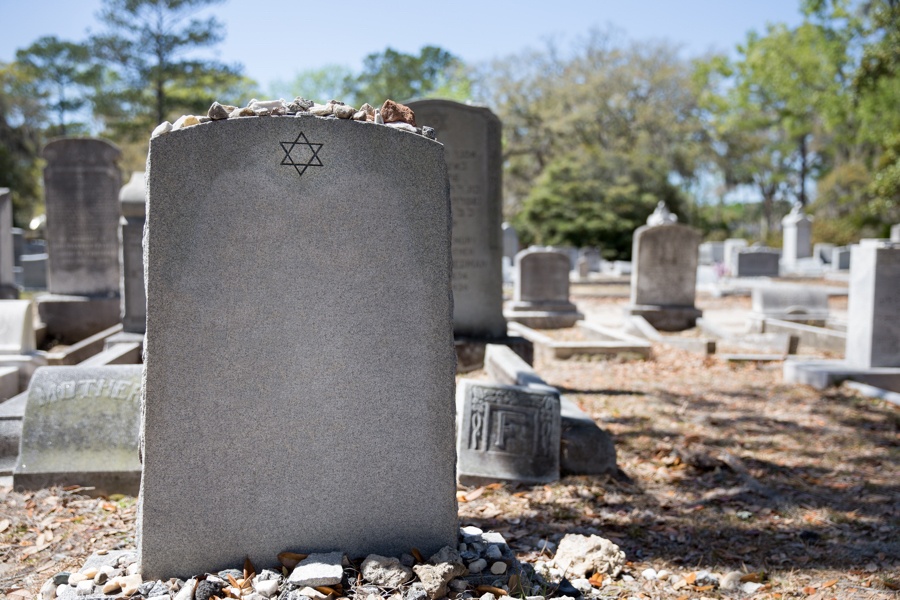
[846,240,900,368]
[139,116,457,578]
[406,100,505,338]
[626,212,701,331]
[38,138,122,342]
[13,365,142,495]
[734,248,781,277]
[456,379,560,485]
[781,203,813,266]
[0,188,17,298]
[505,248,582,328]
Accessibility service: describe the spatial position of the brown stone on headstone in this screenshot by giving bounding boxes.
[380,100,416,126]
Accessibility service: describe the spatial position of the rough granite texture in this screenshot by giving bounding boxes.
[406,100,506,339]
[13,365,142,495]
[138,116,457,579]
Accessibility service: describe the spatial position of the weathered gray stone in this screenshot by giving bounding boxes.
[21,253,47,290]
[551,534,626,579]
[406,100,505,339]
[751,285,829,323]
[832,246,851,270]
[138,116,457,579]
[456,379,560,485]
[502,223,519,262]
[38,138,122,343]
[847,240,900,368]
[286,553,344,587]
[360,554,414,587]
[781,204,813,266]
[0,300,35,354]
[119,172,147,334]
[579,247,601,273]
[505,248,582,329]
[734,249,780,277]
[483,344,617,476]
[626,223,701,331]
[0,188,17,298]
[412,563,467,600]
[892,224,900,243]
[13,365,142,495]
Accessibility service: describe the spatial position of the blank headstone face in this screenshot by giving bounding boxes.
[630,224,700,307]
[892,224,900,242]
[407,100,505,338]
[456,379,560,484]
[846,242,900,368]
[13,365,142,494]
[119,172,147,333]
[782,210,813,263]
[42,139,122,297]
[139,117,457,579]
[502,223,519,261]
[515,250,571,305]
[735,250,781,277]
[0,299,35,354]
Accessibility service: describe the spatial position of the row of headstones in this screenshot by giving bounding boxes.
[10,100,898,584]
[698,208,900,278]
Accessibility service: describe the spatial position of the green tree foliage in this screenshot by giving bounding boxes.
[269,65,356,105]
[0,62,46,224]
[477,30,698,256]
[91,0,252,139]
[351,46,470,104]
[15,36,102,136]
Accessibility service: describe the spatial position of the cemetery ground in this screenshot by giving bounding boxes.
[1,293,898,599]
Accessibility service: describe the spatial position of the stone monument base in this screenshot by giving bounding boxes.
[455,335,533,373]
[505,301,583,329]
[104,331,145,352]
[37,295,120,344]
[783,359,900,392]
[625,304,702,332]
[13,470,141,497]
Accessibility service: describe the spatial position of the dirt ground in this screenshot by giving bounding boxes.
[2,291,898,599]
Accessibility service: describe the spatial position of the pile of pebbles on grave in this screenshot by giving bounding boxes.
[151,98,435,140]
[39,529,628,600]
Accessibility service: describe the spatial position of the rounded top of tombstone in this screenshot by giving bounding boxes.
[42,137,122,165]
[646,201,678,226]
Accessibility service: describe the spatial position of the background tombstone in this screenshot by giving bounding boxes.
[724,238,748,275]
[502,222,519,261]
[21,254,47,290]
[0,189,17,298]
[456,379,560,485]
[781,203,813,267]
[13,365,142,495]
[139,116,457,578]
[0,300,35,355]
[892,224,900,242]
[505,247,582,328]
[580,247,602,272]
[846,240,900,368]
[118,172,147,336]
[37,138,122,343]
[734,248,781,277]
[625,205,702,331]
[832,246,851,270]
[406,100,505,339]
[814,242,835,265]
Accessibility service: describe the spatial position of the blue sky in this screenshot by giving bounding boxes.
[0,0,806,91]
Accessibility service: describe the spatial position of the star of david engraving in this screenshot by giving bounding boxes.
[280,132,324,177]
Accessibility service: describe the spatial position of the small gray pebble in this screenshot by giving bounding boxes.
[75,580,94,596]
[467,559,487,574]
[257,569,282,582]
[422,126,436,139]
[404,586,427,600]
[219,569,243,580]
[460,551,479,561]
[449,579,468,592]
[195,580,223,600]
[53,573,71,586]
[485,546,502,560]
[399,553,416,567]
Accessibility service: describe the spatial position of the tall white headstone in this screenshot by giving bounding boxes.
[846,240,900,368]
[782,203,813,266]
